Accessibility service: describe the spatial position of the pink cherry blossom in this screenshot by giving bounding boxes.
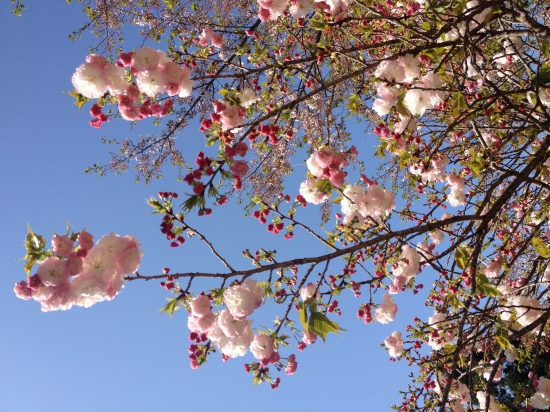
[191,294,212,317]
[52,235,74,258]
[78,231,94,251]
[224,284,256,318]
[250,334,275,360]
[14,281,33,300]
[384,331,404,357]
[37,257,70,287]
[131,46,162,71]
[72,62,108,99]
[374,293,397,324]
[285,354,298,374]
[229,160,249,178]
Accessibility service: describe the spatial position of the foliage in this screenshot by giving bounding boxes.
[13,0,550,410]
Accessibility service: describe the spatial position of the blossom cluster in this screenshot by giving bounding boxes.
[211,100,245,131]
[390,245,421,294]
[72,47,193,125]
[372,54,446,123]
[14,232,142,311]
[187,279,297,372]
[531,376,550,409]
[446,174,467,207]
[340,181,396,227]
[299,149,350,204]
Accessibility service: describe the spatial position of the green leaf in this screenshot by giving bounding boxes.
[421,22,431,31]
[309,18,329,31]
[495,327,512,349]
[298,302,308,332]
[470,160,483,178]
[182,195,199,212]
[534,63,550,86]
[543,39,550,58]
[146,197,167,214]
[159,298,180,317]
[24,257,38,276]
[451,92,468,117]
[532,237,550,258]
[68,91,90,110]
[25,224,46,254]
[446,294,463,309]
[477,273,500,297]
[308,312,346,343]
[346,94,361,114]
[454,245,470,270]
[280,109,292,121]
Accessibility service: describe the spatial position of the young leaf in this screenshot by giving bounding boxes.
[454,245,471,270]
[308,312,346,344]
[298,302,308,332]
[532,237,550,258]
[159,298,180,317]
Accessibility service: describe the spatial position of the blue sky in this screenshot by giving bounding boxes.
[0,3,435,411]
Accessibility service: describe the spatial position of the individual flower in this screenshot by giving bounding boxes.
[300,283,318,301]
[375,294,397,324]
[375,60,406,83]
[306,154,324,178]
[384,331,404,357]
[218,333,254,358]
[66,253,84,275]
[476,391,501,412]
[136,68,168,98]
[299,179,328,205]
[372,83,399,116]
[239,88,261,108]
[14,281,33,300]
[250,334,274,360]
[68,275,107,308]
[191,294,212,317]
[218,308,253,338]
[78,231,94,251]
[243,279,263,309]
[229,160,249,178]
[118,246,142,274]
[403,88,431,116]
[52,235,74,258]
[224,284,256,318]
[220,105,243,131]
[82,244,117,280]
[131,46,162,71]
[285,354,298,374]
[484,255,502,278]
[72,62,107,99]
[37,257,70,287]
[104,63,128,95]
[531,377,550,409]
[482,361,502,382]
[397,54,420,82]
[392,245,421,280]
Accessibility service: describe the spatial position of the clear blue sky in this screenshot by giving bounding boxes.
[0,3,434,411]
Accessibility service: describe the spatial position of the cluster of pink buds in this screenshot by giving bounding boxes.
[183,152,214,199]
[159,215,185,247]
[357,304,372,324]
[258,124,281,145]
[89,103,108,128]
[159,274,175,290]
[158,191,178,199]
[327,300,340,315]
